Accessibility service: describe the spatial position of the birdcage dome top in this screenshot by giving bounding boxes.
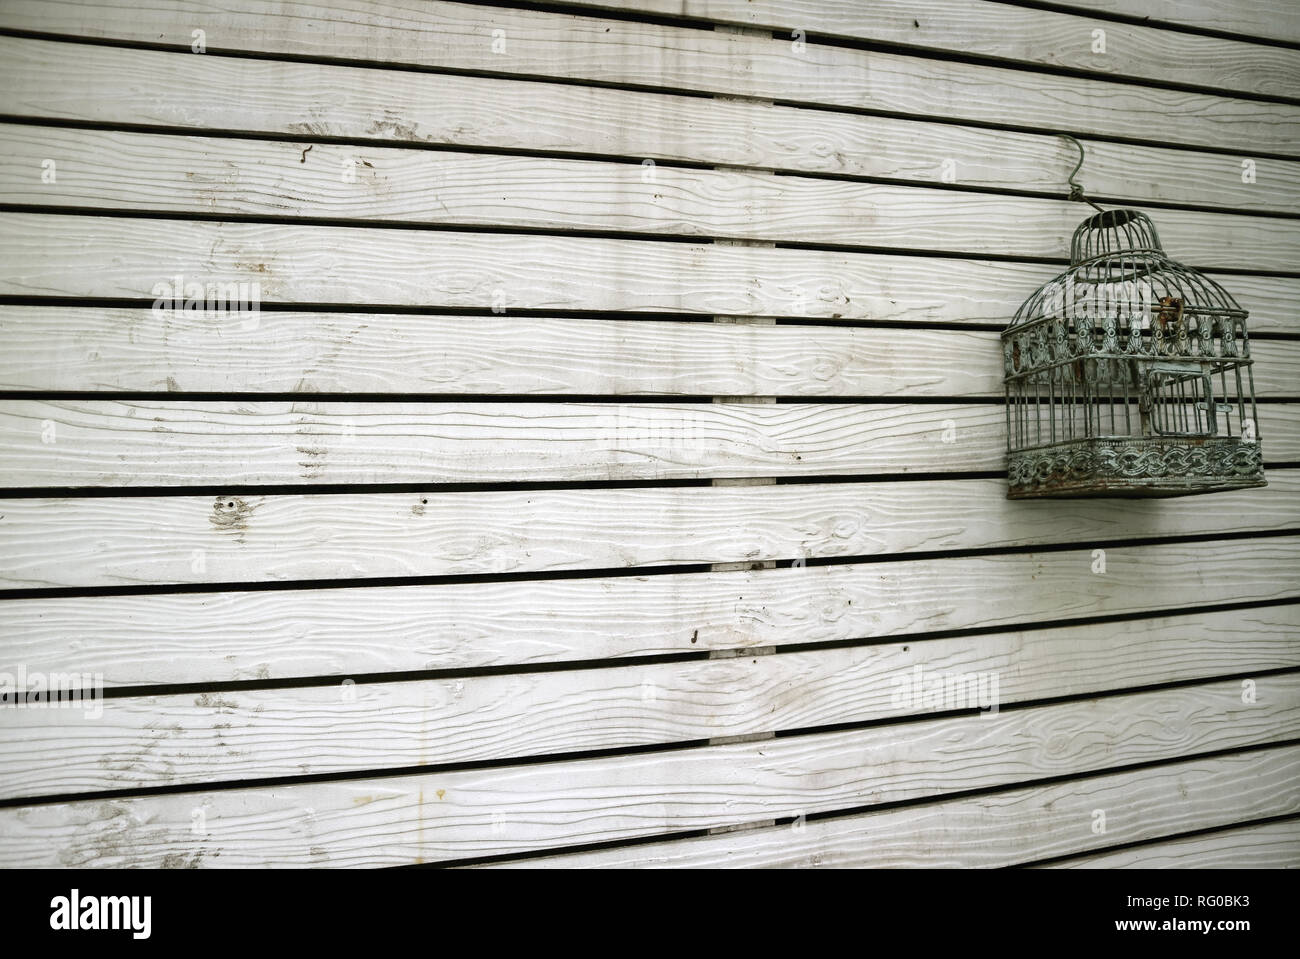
[1008,208,1245,331]
[1070,208,1162,262]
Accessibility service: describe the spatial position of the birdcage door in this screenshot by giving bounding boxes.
[1146,361,1219,437]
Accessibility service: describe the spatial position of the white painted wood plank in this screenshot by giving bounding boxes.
[0,306,1294,397]
[1035,819,1300,868]
[0,689,1294,862]
[559,0,1300,98]
[2,1,1294,155]
[0,213,1294,332]
[1045,1,1300,46]
[3,37,1293,214]
[5,126,1297,271]
[0,308,1005,396]
[0,400,1005,486]
[2,640,1295,799]
[1229,278,1300,336]
[2,542,1296,685]
[0,400,1290,488]
[2,400,1293,488]
[2,474,1297,589]
[0,211,1062,323]
[488,746,1300,868]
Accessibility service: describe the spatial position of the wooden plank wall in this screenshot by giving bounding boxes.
[0,0,1296,868]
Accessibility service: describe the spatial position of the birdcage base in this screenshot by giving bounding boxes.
[1007,436,1265,499]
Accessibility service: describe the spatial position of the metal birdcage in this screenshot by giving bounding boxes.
[1003,199,1264,499]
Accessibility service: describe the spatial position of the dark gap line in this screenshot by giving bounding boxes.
[0,473,950,499]
[453,0,1300,104]
[782,168,1300,221]
[0,391,1004,403]
[2,202,1295,276]
[0,203,695,245]
[0,736,716,810]
[4,113,1299,222]
[1245,331,1300,342]
[0,301,1290,326]
[0,559,726,600]
[75,596,1300,701]
[772,95,1300,163]
[0,201,1064,262]
[0,527,1293,602]
[793,30,1300,107]
[0,391,1014,404]
[773,462,1300,485]
[97,648,713,700]
[775,237,1298,276]
[399,825,717,869]
[15,302,1286,339]
[1,466,1296,499]
[1011,811,1300,868]
[0,296,997,329]
[0,113,716,171]
[1,28,1296,163]
[799,738,1300,827]
[4,391,1299,405]
[0,27,703,108]
[1189,264,1300,279]
[418,738,1300,868]
[985,0,1300,52]
[790,526,1300,569]
[785,595,1300,656]
[773,665,1300,741]
[0,299,1038,334]
[0,297,765,324]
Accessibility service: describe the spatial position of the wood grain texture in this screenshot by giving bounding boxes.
[1036,819,1300,868]
[0,399,1000,486]
[2,636,1296,799]
[2,399,1294,488]
[0,307,1006,396]
[2,473,1298,589]
[0,685,1293,861]
[0,306,1295,397]
[0,0,1293,870]
[558,0,1300,98]
[1,1,1296,156]
[3,37,1295,215]
[1,213,1295,332]
[1,542,1296,685]
[3,606,1296,744]
[1045,0,1300,46]
[490,746,1300,868]
[5,125,1298,271]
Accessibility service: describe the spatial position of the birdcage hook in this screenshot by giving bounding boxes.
[1062,135,1105,214]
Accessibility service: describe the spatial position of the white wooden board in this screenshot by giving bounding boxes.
[1,541,1296,683]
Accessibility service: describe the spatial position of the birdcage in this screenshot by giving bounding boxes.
[1003,207,1264,498]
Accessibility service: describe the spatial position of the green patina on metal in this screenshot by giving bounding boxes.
[1003,174,1264,498]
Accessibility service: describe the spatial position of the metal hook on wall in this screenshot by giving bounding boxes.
[1061,134,1105,214]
